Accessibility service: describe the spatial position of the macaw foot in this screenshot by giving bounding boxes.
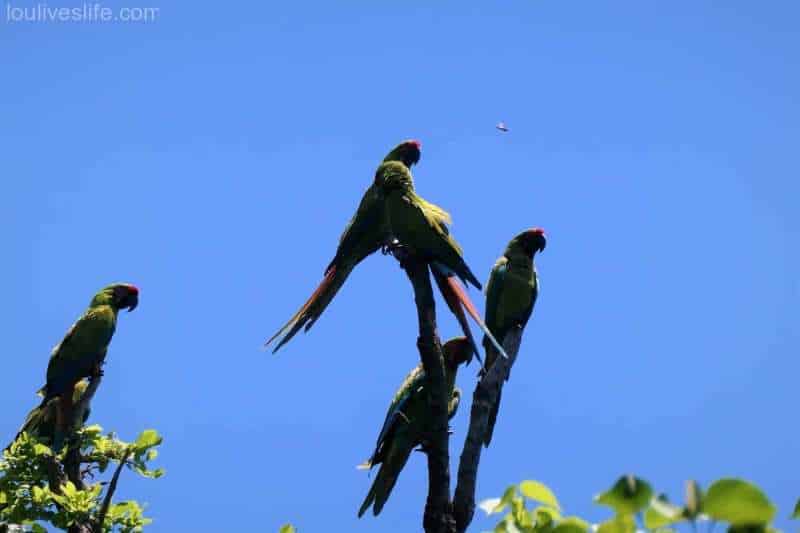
[381,239,409,264]
[381,238,402,255]
[90,363,105,380]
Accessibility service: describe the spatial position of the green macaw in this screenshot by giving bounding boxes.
[265,140,422,353]
[38,283,138,450]
[482,228,546,447]
[8,380,92,450]
[357,337,471,517]
[375,160,507,362]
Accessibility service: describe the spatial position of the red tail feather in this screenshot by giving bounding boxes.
[265,265,338,348]
[444,276,482,324]
[439,273,508,360]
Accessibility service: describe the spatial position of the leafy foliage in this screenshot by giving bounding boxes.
[479,480,587,533]
[0,426,163,532]
[480,476,789,533]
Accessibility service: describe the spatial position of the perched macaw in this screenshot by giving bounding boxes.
[38,283,138,450]
[375,160,507,361]
[482,228,546,447]
[358,337,471,517]
[265,140,422,353]
[7,380,92,450]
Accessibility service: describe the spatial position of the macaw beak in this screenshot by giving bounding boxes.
[538,238,547,252]
[124,293,138,312]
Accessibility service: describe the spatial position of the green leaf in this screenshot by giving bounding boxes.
[596,514,636,533]
[480,498,504,516]
[510,495,532,528]
[490,486,518,515]
[32,485,50,505]
[594,475,653,515]
[552,517,590,533]
[134,429,162,451]
[791,498,800,520]
[33,444,53,457]
[534,505,562,526]
[494,518,512,533]
[61,481,77,499]
[31,524,48,533]
[519,480,561,510]
[279,525,296,533]
[703,479,776,526]
[645,495,684,528]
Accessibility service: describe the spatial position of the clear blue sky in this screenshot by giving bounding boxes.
[2,2,798,531]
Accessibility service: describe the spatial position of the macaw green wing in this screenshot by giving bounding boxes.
[385,188,481,290]
[15,402,55,444]
[9,380,92,450]
[483,257,508,370]
[360,384,462,517]
[328,184,386,271]
[482,255,538,447]
[43,307,115,401]
[360,365,425,470]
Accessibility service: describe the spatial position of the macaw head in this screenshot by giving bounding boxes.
[92,283,139,312]
[382,139,421,168]
[513,228,547,256]
[443,336,473,369]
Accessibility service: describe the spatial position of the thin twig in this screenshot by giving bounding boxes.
[94,448,132,533]
[453,327,524,533]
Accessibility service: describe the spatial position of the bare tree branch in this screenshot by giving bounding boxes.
[94,448,132,533]
[453,327,524,533]
[391,245,456,533]
[64,375,102,490]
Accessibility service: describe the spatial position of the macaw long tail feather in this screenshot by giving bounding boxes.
[265,263,352,353]
[358,444,414,517]
[358,477,379,517]
[52,389,74,452]
[432,269,482,366]
[431,262,508,360]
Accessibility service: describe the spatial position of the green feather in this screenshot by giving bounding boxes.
[10,380,92,449]
[358,338,470,517]
[482,231,543,447]
[376,162,481,289]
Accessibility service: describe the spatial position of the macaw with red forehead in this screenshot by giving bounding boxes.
[266,140,421,353]
[482,228,546,446]
[37,283,138,449]
[373,151,508,363]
